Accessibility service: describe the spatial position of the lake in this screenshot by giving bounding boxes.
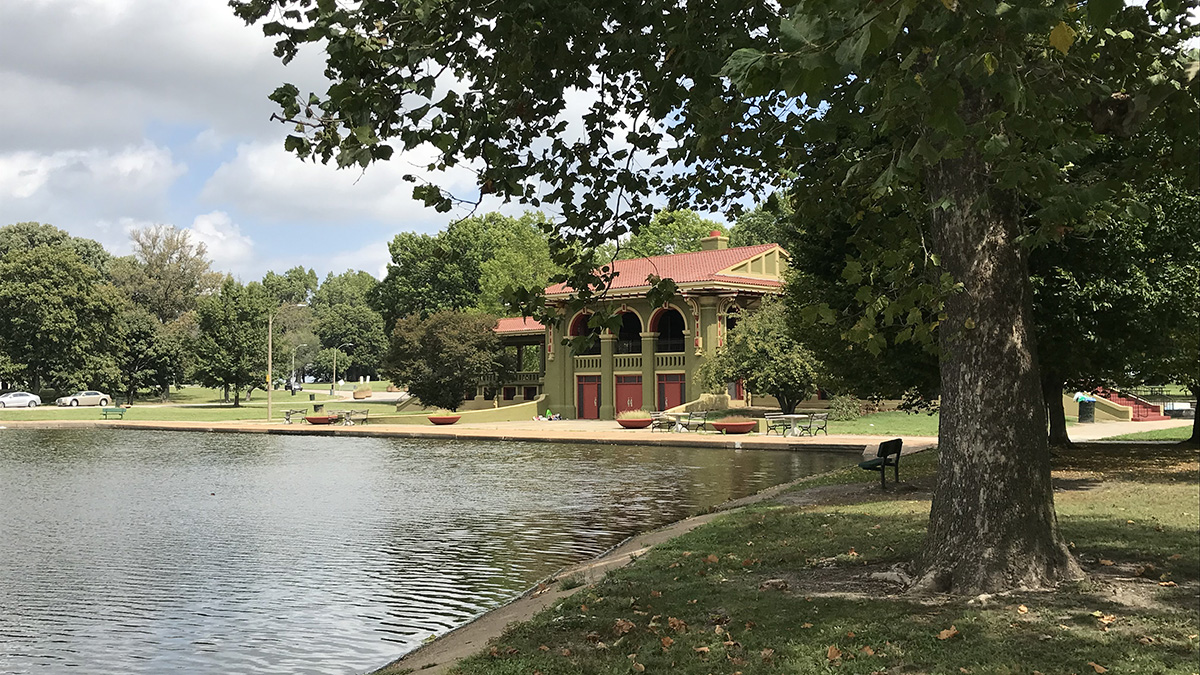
[0,429,850,674]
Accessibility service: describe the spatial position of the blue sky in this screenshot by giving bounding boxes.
[0,0,516,280]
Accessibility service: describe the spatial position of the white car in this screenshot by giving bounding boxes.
[0,391,41,408]
[55,390,111,407]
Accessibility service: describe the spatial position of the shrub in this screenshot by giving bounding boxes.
[828,394,863,421]
[715,415,755,424]
[616,409,652,420]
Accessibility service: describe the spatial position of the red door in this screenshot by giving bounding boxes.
[657,374,685,410]
[577,376,601,419]
[615,375,643,414]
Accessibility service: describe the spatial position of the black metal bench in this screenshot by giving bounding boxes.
[283,409,308,424]
[858,438,903,488]
[101,407,126,420]
[343,409,369,425]
[682,410,709,432]
[810,412,829,436]
[649,411,674,432]
[764,412,789,436]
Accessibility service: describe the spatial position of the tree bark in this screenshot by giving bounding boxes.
[1189,386,1199,447]
[1042,372,1073,448]
[912,141,1082,594]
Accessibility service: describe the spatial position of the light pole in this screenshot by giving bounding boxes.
[331,342,354,397]
[292,343,308,391]
[267,303,306,422]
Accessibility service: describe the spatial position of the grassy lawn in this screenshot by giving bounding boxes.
[440,444,1199,675]
[823,410,941,436]
[1101,426,1195,442]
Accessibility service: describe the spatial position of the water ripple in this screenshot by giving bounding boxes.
[0,429,850,674]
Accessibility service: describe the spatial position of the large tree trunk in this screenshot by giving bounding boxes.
[912,142,1082,594]
[1042,372,1073,448]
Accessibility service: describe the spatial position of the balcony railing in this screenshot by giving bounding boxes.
[655,354,685,369]
[511,371,542,384]
[613,354,642,371]
[574,355,602,371]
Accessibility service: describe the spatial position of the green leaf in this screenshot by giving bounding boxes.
[1088,0,1122,27]
[982,52,998,76]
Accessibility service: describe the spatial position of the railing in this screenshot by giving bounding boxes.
[656,338,685,353]
[574,355,602,371]
[613,355,642,371]
[655,354,685,369]
[511,371,543,384]
[615,339,641,354]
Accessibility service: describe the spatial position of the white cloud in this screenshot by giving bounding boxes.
[185,211,256,278]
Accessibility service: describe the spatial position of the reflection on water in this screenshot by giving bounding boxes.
[0,429,850,674]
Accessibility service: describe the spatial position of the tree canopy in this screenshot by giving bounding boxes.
[192,278,271,407]
[382,311,505,412]
[238,0,1199,593]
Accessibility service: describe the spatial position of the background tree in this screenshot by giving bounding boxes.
[313,302,388,381]
[307,347,352,384]
[118,225,218,323]
[313,269,378,309]
[0,222,112,274]
[476,212,560,315]
[729,199,791,248]
[114,307,185,405]
[698,299,821,414]
[192,279,270,407]
[616,210,726,259]
[237,0,1198,593]
[263,266,318,305]
[382,311,504,412]
[0,244,122,393]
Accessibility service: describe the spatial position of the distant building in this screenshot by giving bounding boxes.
[481,231,788,420]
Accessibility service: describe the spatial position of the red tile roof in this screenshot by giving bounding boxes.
[545,244,784,296]
[495,316,546,334]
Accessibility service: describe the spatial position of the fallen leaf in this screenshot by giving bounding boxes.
[694,646,710,654]
[614,619,635,636]
[1091,610,1104,617]
[650,590,662,597]
[1089,661,1108,673]
[1159,581,1178,587]
[1138,636,1153,645]
[1018,605,1029,614]
[761,648,775,661]
[827,645,843,661]
[1099,559,1115,566]
[745,621,757,630]
[580,605,588,612]
[848,547,859,557]
[959,669,970,674]
[801,623,814,629]
[1168,553,1183,561]
[682,551,691,557]
[862,646,876,656]
[632,662,645,672]
[560,648,571,656]
[667,617,687,633]
[538,644,549,652]
[715,625,725,635]
[938,625,960,640]
[661,636,674,649]
[596,641,608,649]
[687,599,698,604]
[847,631,856,638]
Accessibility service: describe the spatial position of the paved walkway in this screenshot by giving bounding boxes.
[1066,417,1192,441]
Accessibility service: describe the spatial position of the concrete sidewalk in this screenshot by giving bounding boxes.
[1067,418,1192,441]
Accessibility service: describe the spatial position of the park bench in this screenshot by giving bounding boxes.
[810,412,829,436]
[681,410,709,432]
[100,407,126,420]
[763,412,789,436]
[283,409,308,424]
[343,409,369,426]
[858,438,903,489]
[649,411,674,432]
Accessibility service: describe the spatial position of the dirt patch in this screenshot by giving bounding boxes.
[752,562,911,599]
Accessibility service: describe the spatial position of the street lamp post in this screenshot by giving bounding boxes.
[292,343,308,392]
[267,303,306,422]
[331,342,354,397]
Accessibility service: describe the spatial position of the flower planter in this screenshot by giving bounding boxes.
[711,420,756,434]
[305,414,340,425]
[353,389,372,399]
[617,418,653,429]
[428,415,461,425]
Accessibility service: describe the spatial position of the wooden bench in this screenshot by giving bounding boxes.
[859,438,903,488]
[764,412,789,436]
[810,412,829,436]
[681,410,709,432]
[283,409,308,424]
[101,407,126,420]
[343,409,369,426]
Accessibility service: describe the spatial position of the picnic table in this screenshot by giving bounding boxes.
[779,413,811,437]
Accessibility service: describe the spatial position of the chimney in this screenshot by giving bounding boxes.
[700,230,728,251]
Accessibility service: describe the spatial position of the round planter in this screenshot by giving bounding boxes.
[711,420,757,434]
[617,418,653,429]
[428,415,461,425]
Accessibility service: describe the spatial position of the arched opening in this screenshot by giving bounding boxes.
[616,312,642,354]
[654,308,685,353]
[569,312,601,355]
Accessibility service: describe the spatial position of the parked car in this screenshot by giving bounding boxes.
[55,391,111,407]
[0,391,41,408]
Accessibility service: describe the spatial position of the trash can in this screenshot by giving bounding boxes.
[309,393,316,401]
[1078,399,1095,423]
[313,403,325,413]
